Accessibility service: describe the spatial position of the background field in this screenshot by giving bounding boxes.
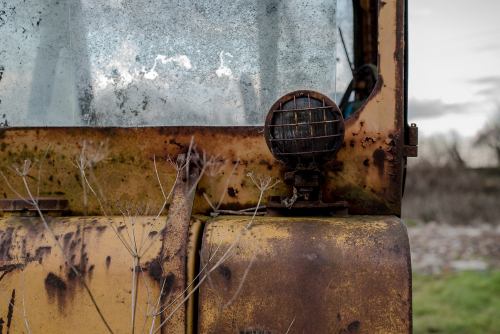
[403,140,500,333]
[412,271,500,334]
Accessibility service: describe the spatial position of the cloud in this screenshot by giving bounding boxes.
[469,76,500,98]
[408,98,473,120]
[470,76,500,85]
[409,77,500,121]
[475,43,500,53]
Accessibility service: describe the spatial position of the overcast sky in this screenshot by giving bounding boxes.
[408,0,500,137]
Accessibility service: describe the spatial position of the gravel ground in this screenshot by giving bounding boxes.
[408,223,500,274]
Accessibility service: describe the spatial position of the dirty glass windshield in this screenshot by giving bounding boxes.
[336,0,354,97]
[0,0,337,127]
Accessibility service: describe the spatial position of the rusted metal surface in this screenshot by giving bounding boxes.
[408,124,418,147]
[160,154,200,333]
[0,0,406,217]
[266,198,349,216]
[0,126,283,217]
[0,197,68,213]
[0,216,164,333]
[403,146,418,158]
[0,0,410,332]
[185,216,208,334]
[198,215,412,333]
[404,124,418,157]
[325,0,406,214]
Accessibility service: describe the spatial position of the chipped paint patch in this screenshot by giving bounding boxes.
[215,51,233,77]
[144,54,192,80]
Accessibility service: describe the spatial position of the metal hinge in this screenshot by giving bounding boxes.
[404,123,418,157]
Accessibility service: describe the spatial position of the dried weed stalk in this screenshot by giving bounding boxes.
[151,171,280,334]
[0,137,280,334]
[0,259,31,334]
[1,144,113,333]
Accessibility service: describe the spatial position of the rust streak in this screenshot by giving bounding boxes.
[6,289,14,334]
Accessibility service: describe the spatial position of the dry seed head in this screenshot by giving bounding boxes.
[166,154,190,171]
[202,151,228,179]
[7,158,38,177]
[246,172,280,192]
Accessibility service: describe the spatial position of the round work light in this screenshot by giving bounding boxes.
[264,90,345,169]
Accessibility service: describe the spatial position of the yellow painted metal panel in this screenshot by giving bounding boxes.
[0,216,165,333]
[198,215,411,333]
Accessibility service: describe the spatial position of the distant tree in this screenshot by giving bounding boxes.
[474,103,500,165]
[447,137,467,168]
